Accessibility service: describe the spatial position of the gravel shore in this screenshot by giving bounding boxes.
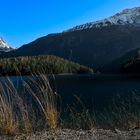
[1,129,140,140]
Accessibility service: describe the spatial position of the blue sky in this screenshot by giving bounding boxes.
[1,0,140,48]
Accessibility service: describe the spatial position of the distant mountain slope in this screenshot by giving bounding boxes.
[121,49,140,73]
[103,48,140,73]
[3,7,140,73]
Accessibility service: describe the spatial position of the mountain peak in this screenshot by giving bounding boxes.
[0,37,10,49]
[0,37,13,53]
[65,7,140,32]
[110,6,140,24]
[121,7,140,14]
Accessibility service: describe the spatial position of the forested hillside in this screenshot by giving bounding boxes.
[0,55,93,76]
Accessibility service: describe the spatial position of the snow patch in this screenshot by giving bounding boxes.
[65,7,140,32]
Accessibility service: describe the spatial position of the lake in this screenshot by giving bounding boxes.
[1,74,140,111]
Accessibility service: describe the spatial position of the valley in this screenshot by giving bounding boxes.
[1,5,140,140]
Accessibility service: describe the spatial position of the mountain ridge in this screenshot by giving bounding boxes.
[2,7,140,73]
[65,7,140,32]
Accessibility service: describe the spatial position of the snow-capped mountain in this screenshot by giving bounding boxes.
[2,6,140,73]
[66,7,140,32]
[0,38,12,52]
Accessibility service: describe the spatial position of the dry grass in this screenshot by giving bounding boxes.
[0,74,58,135]
[0,79,31,135]
[0,72,140,136]
[95,92,140,130]
[0,83,17,135]
[63,95,96,130]
[23,74,58,130]
[62,92,140,131]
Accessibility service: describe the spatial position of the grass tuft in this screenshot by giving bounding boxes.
[0,74,58,135]
[23,74,58,130]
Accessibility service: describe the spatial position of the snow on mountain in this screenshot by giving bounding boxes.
[0,38,10,48]
[0,38,12,52]
[65,7,140,32]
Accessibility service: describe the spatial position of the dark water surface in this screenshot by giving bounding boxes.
[49,74,140,110]
[1,74,140,110]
